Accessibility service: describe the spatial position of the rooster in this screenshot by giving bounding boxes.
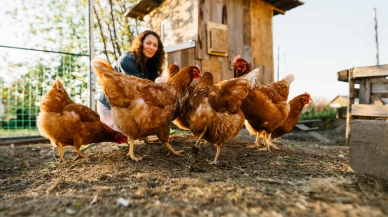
[91,57,200,161]
[185,69,260,164]
[232,55,295,151]
[37,77,128,162]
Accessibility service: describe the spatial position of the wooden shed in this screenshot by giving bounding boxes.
[125,0,303,84]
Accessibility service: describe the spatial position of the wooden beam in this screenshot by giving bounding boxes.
[352,64,388,78]
[351,104,388,117]
[337,69,348,82]
[346,68,355,145]
[272,6,285,15]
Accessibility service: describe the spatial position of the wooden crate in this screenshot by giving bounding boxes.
[349,119,388,179]
[337,65,388,145]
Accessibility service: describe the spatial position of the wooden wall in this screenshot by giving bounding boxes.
[144,0,275,84]
[144,0,198,45]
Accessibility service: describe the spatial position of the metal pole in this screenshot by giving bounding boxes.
[88,0,96,110]
[374,8,379,65]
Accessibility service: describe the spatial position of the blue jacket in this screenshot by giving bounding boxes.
[98,52,148,109]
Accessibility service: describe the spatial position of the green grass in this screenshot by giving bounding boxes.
[0,128,41,138]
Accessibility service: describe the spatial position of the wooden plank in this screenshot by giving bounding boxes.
[226,0,244,65]
[371,95,384,105]
[351,104,388,117]
[197,0,210,60]
[298,119,322,124]
[250,0,274,84]
[308,131,331,143]
[352,64,388,78]
[337,69,349,82]
[359,79,371,104]
[370,77,388,83]
[295,124,319,132]
[243,0,251,62]
[202,58,222,83]
[349,119,388,180]
[371,82,388,93]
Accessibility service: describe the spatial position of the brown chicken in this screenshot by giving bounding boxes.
[185,69,260,164]
[37,77,128,162]
[91,57,201,161]
[271,93,312,138]
[232,55,295,151]
[168,63,196,131]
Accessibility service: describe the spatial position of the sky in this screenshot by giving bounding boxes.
[272,0,388,102]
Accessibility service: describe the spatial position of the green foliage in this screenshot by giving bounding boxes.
[300,106,336,121]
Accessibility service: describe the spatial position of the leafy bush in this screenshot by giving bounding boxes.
[300,97,336,121]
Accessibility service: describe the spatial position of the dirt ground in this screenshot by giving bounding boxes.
[1,119,388,217]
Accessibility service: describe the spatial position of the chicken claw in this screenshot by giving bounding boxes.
[126,138,143,162]
[164,142,184,156]
[208,143,223,165]
[194,126,207,149]
[74,147,87,161]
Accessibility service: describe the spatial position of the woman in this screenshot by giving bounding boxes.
[97,30,165,129]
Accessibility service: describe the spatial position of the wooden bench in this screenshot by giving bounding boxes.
[295,119,331,143]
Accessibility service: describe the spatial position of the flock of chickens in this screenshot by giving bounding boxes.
[37,56,311,165]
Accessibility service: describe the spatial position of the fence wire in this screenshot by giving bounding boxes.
[0,46,90,139]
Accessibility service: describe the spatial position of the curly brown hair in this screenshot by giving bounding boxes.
[129,30,165,81]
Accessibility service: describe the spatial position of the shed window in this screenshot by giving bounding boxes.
[161,17,171,46]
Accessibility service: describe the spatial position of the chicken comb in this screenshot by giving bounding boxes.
[232,55,241,64]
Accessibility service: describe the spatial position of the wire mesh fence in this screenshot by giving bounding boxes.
[0,46,90,139]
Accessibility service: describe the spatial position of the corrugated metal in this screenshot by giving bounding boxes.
[125,0,303,19]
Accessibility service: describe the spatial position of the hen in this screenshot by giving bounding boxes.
[168,63,195,131]
[232,55,295,151]
[91,57,201,161]
[37,77,128,162]
[271,93,312,138]
[185,69,260,164]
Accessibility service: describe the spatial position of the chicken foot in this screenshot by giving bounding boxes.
[194,126,207,149]
[258,133,280,152]
[245,131,262,149]
[126,138,143,162]
[74,147,87,161]
[56,141,65,163]
[208,143,224,165]
[164,142,184,156]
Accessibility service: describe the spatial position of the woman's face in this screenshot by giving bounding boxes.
[142,34,158,59]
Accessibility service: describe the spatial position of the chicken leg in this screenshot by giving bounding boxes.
[164,142,184,156]
[126,138,143,162]
[208,143,224,165]
[74,147,87,161]
[194,126,207,149]
[258,133,280,152]
[56,141,65,163]
[246,131,261,149]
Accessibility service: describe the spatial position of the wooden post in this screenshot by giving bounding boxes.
[88,0,96,111]
[345,68,355,146]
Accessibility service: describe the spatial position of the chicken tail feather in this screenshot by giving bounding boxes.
[282,74,295,84]
[243,68,260,88]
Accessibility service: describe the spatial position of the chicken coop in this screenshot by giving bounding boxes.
[337,64,388,179]
[125,0,303,84]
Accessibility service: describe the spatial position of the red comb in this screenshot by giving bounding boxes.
[232,55,241,64]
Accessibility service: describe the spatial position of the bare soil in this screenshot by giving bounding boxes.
[1,119,388,217]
